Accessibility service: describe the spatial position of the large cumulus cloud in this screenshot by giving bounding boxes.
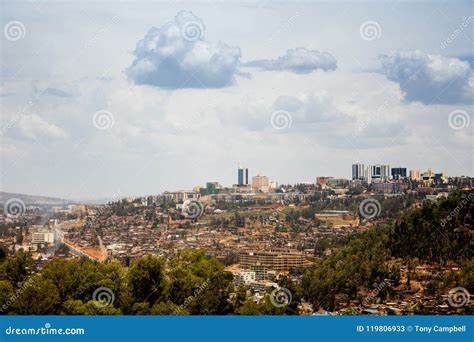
[244,47,337,73]
[379,49,473,104]
[126,11,243,89]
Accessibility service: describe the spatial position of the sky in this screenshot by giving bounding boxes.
[0,0,473,200]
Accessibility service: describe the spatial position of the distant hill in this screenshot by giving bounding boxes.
[0,191,75,206]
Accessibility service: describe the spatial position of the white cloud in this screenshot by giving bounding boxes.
[245,47,337,73]
[15,114,68,140]
[379,49,473,104]
[218,91,349,132]
[126,10,243,89]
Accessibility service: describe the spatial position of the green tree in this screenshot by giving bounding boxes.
[62,299,121,315]
[0,280,14,314]
[128,255,167,304]
[12,275,60,314]
[168,249,233,315]
[0,251,34,285]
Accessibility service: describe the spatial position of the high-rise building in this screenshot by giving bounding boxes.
[409,170,421,181]
[352,163,365,181]
[365,164,373,184]
[371,165,381,179]
[238,165,249,186]
[252,174,269,193]
[391,167,407,179]
[238,168,244,185]
[422,168,435,182]
[352,162,392,184]
[371,164,390,181]
[381,164,390,181]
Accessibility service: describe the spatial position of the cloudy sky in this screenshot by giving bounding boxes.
[1,0,472,200]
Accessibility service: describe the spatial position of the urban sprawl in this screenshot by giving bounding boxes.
[1,162,472,315]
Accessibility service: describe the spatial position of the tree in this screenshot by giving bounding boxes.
[62,299,122,315]
[168,249,233,315]
[12,275,60,314]
[128,255,167,304]
[0,280,14,314]
[0,251,34,285]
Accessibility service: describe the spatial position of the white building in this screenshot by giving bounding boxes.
[234,270,256,285]
[32,232,54,245]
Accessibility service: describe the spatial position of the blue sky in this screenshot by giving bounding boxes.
[0,0,473,199]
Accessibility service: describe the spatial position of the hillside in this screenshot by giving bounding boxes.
[302,190,473,312]
[0,191,74,206]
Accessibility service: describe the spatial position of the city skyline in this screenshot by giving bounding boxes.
[0,160,467,202]
[1,1,472,199]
